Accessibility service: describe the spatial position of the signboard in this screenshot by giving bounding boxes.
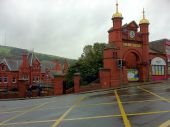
[123,43,141,48]
[127,69,139,81]
[151,57,166,65]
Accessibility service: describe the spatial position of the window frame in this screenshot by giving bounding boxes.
[152,65,165,76]
[4,76,8,83]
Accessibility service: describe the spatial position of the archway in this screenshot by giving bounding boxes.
[124,50,142,82]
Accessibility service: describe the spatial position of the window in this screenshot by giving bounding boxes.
[37,75,40,82]
[168,62,170,75]
[33,76,36,82]
[12,77,16,83]
[4,76,8,83]
[152,65,165,75]
[166,45,170,54]
[22,74,28,79]
[1,65,5,71]
[0,77,2,83]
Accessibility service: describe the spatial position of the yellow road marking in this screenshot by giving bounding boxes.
[0,104,40,113]
[2,109,170,126]
[78,102,115,107]
[127,110,170,116]
[120,91,169,97]
[0,102,48,126]
[0,99,165,115]
[0,110,23,114]
[138,87,170,103]
[1,119,56,126]
[64,114,121,121]
[114,90,131,127]
[51,96,85,127]
[159,120,170,127]
[122,99,164,104]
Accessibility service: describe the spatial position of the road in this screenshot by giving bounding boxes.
[0,81,170,127]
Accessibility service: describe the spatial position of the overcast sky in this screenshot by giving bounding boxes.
[0,0,169,59]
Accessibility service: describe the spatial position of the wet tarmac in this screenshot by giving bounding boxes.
[0,80,170,127]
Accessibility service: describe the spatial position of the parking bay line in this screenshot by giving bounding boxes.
[3,110,170,126]
[159,120,170,127]
[138,86,170,103]
[0,99,165,115]
[0,102,48,126]
[114,90,131,127]
[51,96,85,127]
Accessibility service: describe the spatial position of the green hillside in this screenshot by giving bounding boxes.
[0,45,76,65]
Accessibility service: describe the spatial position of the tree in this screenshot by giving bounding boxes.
[65,42,107,87]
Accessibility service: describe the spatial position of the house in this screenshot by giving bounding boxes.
[0,52,69,91]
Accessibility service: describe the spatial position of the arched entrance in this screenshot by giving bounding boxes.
[124,50,142,82]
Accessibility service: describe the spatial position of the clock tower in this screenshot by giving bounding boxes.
[100,2,150,88]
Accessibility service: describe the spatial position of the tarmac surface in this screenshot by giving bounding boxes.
[0,80,170,127]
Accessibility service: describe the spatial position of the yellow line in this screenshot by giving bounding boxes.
[2,109,170,126]
[120,91,168,97]
[0,99,165,115]
[0,104,39,113]
[0,110,23,114]
[0,102,48,126]
[138,87,170,103]
[64,114,121,121]
[127,110,170,116]
[114,90,131,127]
[1,119,56,126]
[78,102,115,107]
[159,120,170,127]
[51,96,85,127]
[122,99,164,104]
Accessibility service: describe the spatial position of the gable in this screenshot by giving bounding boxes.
[32,59,40,66]
[0,59,11,71]
[122,21,139,31]
[128,21,138,28]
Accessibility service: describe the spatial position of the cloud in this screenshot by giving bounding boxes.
[0,0,169,59]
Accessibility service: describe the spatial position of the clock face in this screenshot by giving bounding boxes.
[130,31,135,38]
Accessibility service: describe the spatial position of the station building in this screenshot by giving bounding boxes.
[100,3,169,88]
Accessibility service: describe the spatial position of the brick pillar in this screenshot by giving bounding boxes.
[18,79,28,98]
[99,68,111,89]
[74,73,80,93]
[54,75,64,95]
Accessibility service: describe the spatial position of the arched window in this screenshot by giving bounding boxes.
[151,57,166,75]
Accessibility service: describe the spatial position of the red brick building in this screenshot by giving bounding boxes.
[149,39,170,79]
[100,3,169,88]
[0,52,69,91]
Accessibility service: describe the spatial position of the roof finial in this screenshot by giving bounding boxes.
[116,0,119,13]
[112,0,122,18]
[143,8,145,19]
[139,8,149,24]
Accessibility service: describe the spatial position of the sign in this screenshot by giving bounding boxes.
[123,43,141,47]
[151,57,166,65]
[127,69,139,81]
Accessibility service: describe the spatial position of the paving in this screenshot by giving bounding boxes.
[0,81,170,127]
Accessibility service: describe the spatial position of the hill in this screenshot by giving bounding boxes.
[0,45,76,65]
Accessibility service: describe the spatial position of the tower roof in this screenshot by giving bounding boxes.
[112,1,123,18]
[139,8,149,24]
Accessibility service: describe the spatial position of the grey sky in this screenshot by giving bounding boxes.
[0,0,169,59]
